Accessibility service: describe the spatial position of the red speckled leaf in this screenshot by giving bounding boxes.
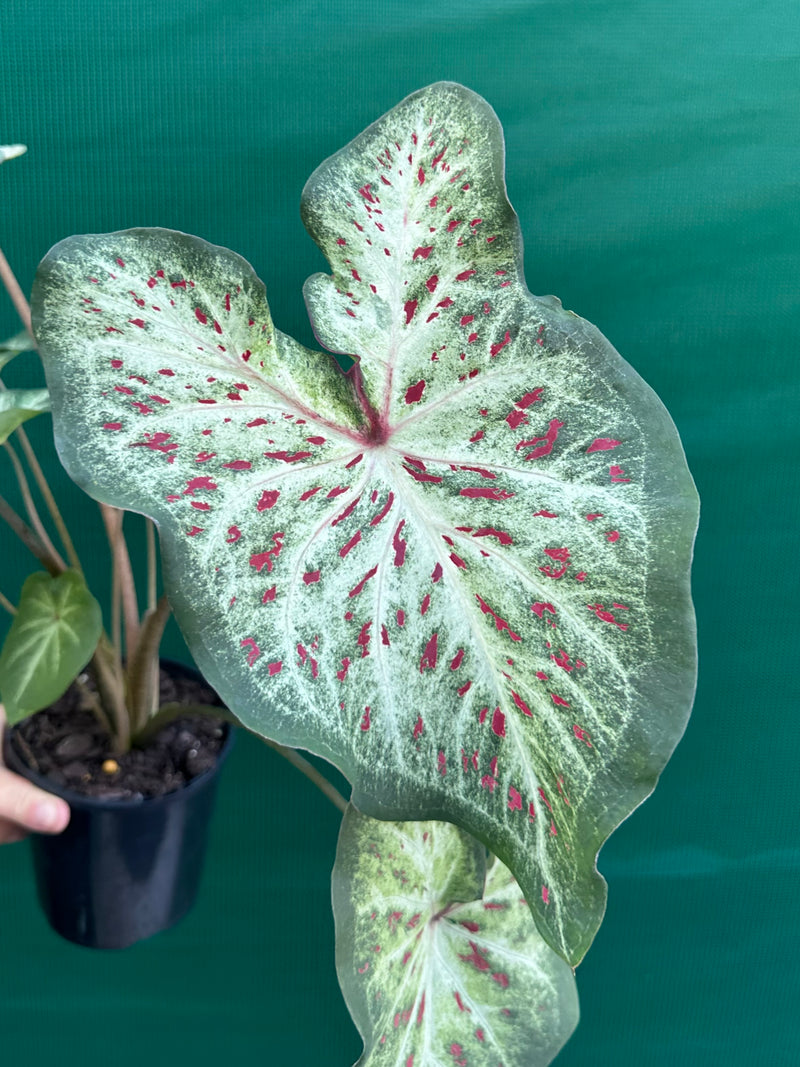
[334,806,578,1067]
[33,83,698,966]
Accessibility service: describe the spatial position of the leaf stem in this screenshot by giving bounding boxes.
[0,244,33,340]
[15,425,84,574]
[0,589,17,615]
[99,504,140,659]
[2,441,67,572]
[262,738,349,813]
[145,519,157,613]
[0,492,60,574]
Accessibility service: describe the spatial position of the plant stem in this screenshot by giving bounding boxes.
[0,589,16,615]
[89,636,129,754]
[2,441,67,572]
[0,492,60,574]
[0,240,83,575]
[262,738,349,813]
[15,425,83,574]
[0,244,33,339]
[145,519,157,613]
[100,504,140,659]
[126,595,171,736]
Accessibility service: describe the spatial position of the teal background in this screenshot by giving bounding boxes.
[0,1,797,1064]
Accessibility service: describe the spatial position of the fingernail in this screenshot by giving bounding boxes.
[32,801,67,832]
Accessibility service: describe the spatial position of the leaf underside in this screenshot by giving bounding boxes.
[0,387,50,443]
[33,82,698,965]
[334,807,578,1067]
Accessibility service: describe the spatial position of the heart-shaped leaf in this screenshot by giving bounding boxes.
[0,570,103,724]
[0,387,50,443]
[334,806,579,1067]
[32,83,698,964]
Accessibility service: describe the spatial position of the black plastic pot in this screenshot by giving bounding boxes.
[2,662,234,950]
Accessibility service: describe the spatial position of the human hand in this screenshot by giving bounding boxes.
[0,705,70,843]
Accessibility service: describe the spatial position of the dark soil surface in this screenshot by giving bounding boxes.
[7,666,227,801]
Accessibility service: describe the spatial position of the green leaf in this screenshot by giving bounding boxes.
[334,806,579,1067]
[33,83,698,965]
[0,387,50,443]
[0,330,35,371]
[0,570,103,724]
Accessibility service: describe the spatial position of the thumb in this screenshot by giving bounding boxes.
[0,705,71,840]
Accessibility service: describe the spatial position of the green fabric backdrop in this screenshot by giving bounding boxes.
[1,1,797,1063]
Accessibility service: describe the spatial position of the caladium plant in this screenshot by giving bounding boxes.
[32,77,697,995]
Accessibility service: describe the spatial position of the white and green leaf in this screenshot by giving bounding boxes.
[334,807,578,1067]
[32,83,698,965]
[0,144,26,165]
[0,387,50,443]
[0,570,103,724]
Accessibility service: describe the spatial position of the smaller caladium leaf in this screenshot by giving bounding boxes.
[0,330,35,371]
[0,387,50,443]
[0,570,103,725]
[334,806,579,1067]
[0,144,26,165]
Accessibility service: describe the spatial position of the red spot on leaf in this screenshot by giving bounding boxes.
[403,299,418,325]
[264,450,312,463]
[393,520,407,566]
[610,465,631,482]
[339,529,362,557]
[511,690,532,716]
[460,486,514,500]
[573,724,593,747]
[256,489,280,511]
[420,632,438,672]
[240,638,260,666]
[518,418,564,460]
[249,533,285,573]
[490,330,512,357]
[475,594,521,640]
[349,566,378,598]
[357,621,372,658]
[404,378,426,405]
[226,526,241,543]
[370,492,394,526]
[587,437,621,453]
[360,707,371,731]
[303,570,321,585]
[223,460,252,471]
[491,708,506,736]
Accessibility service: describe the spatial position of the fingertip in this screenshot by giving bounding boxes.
[31,799,71,833]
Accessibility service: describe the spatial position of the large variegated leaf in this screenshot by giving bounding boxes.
[33,82,698,965]
[334,806,579,1067]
